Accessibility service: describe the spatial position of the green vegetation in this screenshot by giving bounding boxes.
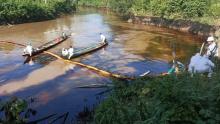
[0,97,69,124]
[0,0,76,25]
[78,0,220,24]
[94,60,220,124]
[0,97,34,123]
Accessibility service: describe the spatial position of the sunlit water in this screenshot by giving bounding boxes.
[0,8,201,122]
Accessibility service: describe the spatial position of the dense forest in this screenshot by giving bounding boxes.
[0,0,76,25]
[78,0,220,24]
[1,0,219,25]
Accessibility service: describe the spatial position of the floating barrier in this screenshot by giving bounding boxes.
[44,51,133,80]
[0,40,133,80]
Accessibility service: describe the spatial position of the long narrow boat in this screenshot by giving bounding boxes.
[62,41,108,59]
[22,36,69,57]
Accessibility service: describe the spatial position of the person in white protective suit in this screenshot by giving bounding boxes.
[68,46,74,59]
[23,42,33,56]
[62,48,68,57]
[188,53,215,77]
[206,36,218,58]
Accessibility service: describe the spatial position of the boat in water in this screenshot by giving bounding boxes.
[23,36,69,57]
[62,41,108,59]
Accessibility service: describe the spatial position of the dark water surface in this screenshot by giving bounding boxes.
[0,8,201,123]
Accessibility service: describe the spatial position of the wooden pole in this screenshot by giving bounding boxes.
[200,42,205,55]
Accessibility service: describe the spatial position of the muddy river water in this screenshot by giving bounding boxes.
[0,8,201,122]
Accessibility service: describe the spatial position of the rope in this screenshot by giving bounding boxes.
[0,40,25,47]
[0,40,132,80]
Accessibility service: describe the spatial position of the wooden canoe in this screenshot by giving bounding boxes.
[63,41,108,59]
[22,36,69,57]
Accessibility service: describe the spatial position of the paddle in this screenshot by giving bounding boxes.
[140,70,151,77]
[199,42,205,56]
[75,84,114,89]
[172,51,176,63]
[172,41,176,65]
[165,41,178,75]
[23,56,31,64]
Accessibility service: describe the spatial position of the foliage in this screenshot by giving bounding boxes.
[209,3,220,18]
[0,0,76,25]
[0,97,36,124]
[77,0,108,7]
[108,0,134,16]
[94,60,220,124]
[78,0,220,23]
[0,97,68,124]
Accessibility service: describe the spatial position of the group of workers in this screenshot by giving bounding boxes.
[24,32,218,78]
[61,33,106,59]
[23,33,106,59]
[164,36,218,77]
[187,36,218,77]
[62,46,74,59]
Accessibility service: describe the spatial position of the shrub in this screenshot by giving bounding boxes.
[78,0,213,19]
[94,68,220,124]
[0,0,76,25]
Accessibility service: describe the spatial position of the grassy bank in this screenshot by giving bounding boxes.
[0,0,76,25]
[78,0,220,25]
[94,60,220,124]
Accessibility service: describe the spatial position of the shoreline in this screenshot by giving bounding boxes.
[128,16,220,58]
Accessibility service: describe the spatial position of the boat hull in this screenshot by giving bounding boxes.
[62,41,108,59]
[23,36,68,57]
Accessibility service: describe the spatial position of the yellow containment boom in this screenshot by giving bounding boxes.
[44,51,133,80]
[0,40,133,80]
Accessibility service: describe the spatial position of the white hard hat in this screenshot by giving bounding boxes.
[207,36,214,42]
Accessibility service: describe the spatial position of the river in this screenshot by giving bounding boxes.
[0,8,201,123]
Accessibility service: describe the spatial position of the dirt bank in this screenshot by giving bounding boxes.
[128,16,220,37]
[128,16,220,58]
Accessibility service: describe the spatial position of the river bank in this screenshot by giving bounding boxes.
[78,0,220,41]
[128,16,219,37]
[128,16,220,57]
[0,0,76,25]
[94,62,220,124]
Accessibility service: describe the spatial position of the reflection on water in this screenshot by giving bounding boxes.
[0,7,201,122]
[0,42,16,52]
[0,60,68,96]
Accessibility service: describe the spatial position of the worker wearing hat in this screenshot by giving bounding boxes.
[206,36,218,58]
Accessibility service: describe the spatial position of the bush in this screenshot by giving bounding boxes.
[0,0,76,25]
[94,68,220,124]
[209,3,220,18]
